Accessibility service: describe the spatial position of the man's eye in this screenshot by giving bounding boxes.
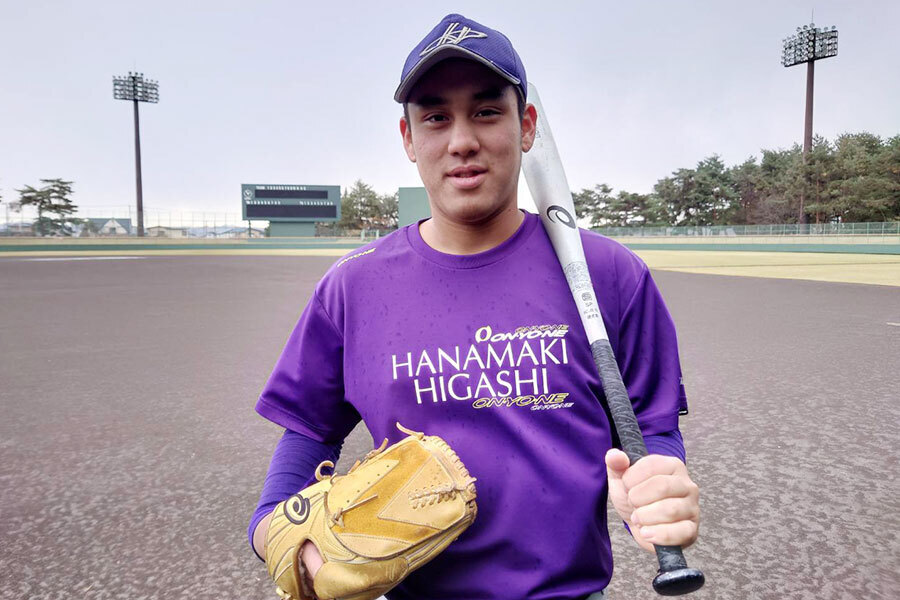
[477,108,500,117]
[425,114,448,123]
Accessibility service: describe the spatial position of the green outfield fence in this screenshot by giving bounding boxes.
[590,221,900,254]
[1,205,897,254]
[2,203,896,239]
[0,205,397,240]
[591,222,900,237]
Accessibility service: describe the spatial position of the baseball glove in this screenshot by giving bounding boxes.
[264,422,478,600]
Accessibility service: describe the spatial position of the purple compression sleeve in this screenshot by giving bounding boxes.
[644,428,686,463]
[248,428,342,561]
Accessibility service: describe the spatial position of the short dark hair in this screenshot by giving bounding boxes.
[403,85,526,125]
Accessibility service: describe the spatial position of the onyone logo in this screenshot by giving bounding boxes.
[420,22,487,55]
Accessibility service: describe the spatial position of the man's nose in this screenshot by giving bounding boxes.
[447,120,480,157]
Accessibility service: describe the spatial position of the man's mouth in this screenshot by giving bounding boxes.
[447,166,487,189]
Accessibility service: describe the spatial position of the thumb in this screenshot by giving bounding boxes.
[605,448,631,481]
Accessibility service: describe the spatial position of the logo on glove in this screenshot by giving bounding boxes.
[284,493,311,525]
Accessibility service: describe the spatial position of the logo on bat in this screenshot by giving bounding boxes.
[546,205,576,229]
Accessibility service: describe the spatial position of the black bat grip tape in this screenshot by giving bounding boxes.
[591,340,705,596]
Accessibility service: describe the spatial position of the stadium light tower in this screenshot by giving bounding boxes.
[113,72,159,237]
[782,23,838,224]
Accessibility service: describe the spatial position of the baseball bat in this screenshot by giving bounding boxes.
[521,82,705,596]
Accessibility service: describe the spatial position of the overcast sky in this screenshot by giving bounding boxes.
[1,0,898,216]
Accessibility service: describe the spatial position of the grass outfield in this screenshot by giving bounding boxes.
[3,246,897,287]
[637,250,900,287]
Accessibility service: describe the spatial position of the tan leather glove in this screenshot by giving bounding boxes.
[264,423,477,600]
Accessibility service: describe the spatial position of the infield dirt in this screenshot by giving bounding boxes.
[0,256,896,599]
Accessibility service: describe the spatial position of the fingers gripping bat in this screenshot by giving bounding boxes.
[521,82,705,596]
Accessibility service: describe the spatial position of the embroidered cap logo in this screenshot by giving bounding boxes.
[420,22,487,56]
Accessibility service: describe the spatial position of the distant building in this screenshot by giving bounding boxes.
[398,187,430,227]
[146,225,188,238]
[0,222,33,236]
[214,227,265,239]
[81,218,133,236]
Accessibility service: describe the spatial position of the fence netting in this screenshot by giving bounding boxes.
[1,204,897,239]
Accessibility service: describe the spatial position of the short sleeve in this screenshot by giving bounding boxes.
[255,291,360,443]
[616,265,688,436]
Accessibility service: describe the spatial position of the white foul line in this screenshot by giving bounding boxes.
[24,256,147,262]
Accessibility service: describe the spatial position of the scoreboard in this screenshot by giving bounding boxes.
[241,184,341,222]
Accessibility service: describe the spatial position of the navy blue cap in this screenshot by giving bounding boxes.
[394,13,527,104]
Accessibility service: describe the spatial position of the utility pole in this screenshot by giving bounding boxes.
[113,72,159,236]
[782,23,838,225]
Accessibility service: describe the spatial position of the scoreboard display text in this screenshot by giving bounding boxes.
[241,184,341,222]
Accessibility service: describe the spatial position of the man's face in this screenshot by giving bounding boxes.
[400,59,536,225]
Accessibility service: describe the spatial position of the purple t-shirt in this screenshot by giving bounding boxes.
[256,210,688,599]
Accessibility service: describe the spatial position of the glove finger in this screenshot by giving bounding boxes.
[315,557,409,600]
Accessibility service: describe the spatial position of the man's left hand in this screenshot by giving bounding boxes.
[605,449,700,552]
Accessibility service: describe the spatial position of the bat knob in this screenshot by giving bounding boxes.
[652,567,705,596]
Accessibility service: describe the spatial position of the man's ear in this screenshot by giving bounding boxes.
[400,116,416,163]
[520,103,538,153]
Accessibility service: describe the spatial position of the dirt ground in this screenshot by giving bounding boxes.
[1,255,897,599]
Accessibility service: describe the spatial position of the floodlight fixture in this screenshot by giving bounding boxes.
[113,72,160,103]
[782,23,838,67]
[780,23,838,224]
[113,72,160,236]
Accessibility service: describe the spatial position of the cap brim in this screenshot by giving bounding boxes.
[393,45,522,103]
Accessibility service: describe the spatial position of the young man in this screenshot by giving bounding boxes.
[249,13,700,599]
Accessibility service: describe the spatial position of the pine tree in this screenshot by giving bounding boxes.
[16,178,77,236]
[573,184,614,227]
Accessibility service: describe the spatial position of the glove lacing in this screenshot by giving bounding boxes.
[314,438,391,529]
[408,482,472,508]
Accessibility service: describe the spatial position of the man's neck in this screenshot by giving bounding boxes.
[419,205,524,255]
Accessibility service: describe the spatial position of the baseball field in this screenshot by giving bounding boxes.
[1,250,897,599]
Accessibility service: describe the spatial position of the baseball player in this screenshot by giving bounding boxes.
[249,13,700,600]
